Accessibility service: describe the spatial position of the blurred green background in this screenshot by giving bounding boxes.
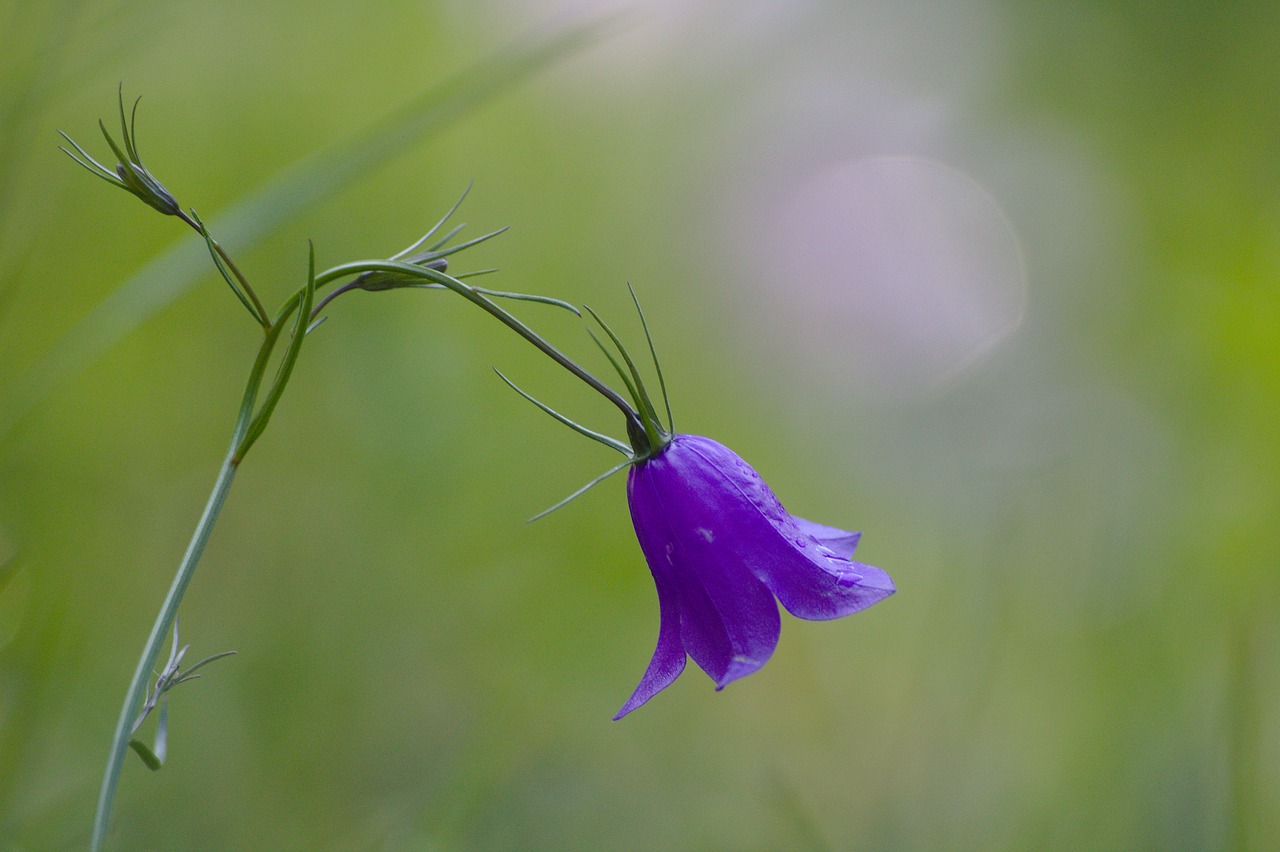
[2,1,1278,848]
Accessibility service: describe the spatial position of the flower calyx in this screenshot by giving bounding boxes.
[500,284,675,521]
[58,85,180,217]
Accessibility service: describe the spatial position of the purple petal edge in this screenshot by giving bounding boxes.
[680,437,895,622]
[793,517,862,558]
[617,464,689,720]
[613,632,685,720]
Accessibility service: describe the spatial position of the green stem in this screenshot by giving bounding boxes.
[90,450,239,851]
[176,209,272,330]
[317,260,644,436]
[90,285,303,849]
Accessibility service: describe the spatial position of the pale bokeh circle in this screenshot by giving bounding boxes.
[747,155,1028,399]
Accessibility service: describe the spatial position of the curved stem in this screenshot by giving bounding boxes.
[309,279,362,320]
[91,451,238,851]
[317,260,642,430]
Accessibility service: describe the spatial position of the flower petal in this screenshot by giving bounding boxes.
[670,532,779,689]
[758,549,896,621]
[793,517,861,558]
[629,447,781,690]
[680,437,896,621]
[615,489,686,719]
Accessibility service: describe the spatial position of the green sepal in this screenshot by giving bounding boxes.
[392,182,472,260]
[422,223,466,254]
[583,304,664,437]
[494,368,630,456]
[628,283,674,433]
[354,226,508,292]
[585,326,642,412]
[122,92,144,164]
[56,131,125,189]
[527,458,634,523]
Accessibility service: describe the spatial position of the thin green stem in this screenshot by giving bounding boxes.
[91,279,301,849]
[177,209,271,330]
[318,260,644,434]
[91,450,239,851]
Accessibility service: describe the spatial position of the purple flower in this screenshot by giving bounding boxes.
[489,284,893,718]
[616,434,894,719]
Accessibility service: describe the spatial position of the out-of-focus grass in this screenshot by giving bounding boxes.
[2,1,1278,849]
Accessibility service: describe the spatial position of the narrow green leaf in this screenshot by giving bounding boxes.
[231,303,291,453]
[236,246,316,459]
[399,282,579,315]
[188,209,260,322]
[174,649,237,682]
[454,268,498,280]
[127,738,162,772]
[473,288,580,315]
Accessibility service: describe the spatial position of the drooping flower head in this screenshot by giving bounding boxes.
[498,287,894,718]
[619,434,894,717]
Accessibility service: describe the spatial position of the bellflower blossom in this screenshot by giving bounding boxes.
[496,288,895,718]
[618,434,894,718]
